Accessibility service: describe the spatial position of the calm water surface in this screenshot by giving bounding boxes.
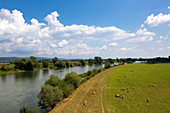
[0,65,104,113]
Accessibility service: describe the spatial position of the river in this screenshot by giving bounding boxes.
[0,65,104,113]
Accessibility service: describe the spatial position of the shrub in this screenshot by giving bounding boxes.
[104,62,111,69]
[38,85,63,110]
[45,74,62,86]
[63,72,81,89]
[58,82,74,98]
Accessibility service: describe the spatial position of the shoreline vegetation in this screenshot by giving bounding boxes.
[1,56,170,74]
[0,56,169,113]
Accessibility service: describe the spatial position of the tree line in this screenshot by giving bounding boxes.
[1,56,170,72]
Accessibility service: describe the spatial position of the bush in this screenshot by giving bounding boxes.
[19,107,40,113]
[58,82,74,98]
[104,62,111,69]
[45,74,62,86]
[63,72,81,89]
[38,85,63,110]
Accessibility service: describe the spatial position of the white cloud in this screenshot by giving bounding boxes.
[168,6,170,9]
[159,48,163,51]
[168,47,170,49]
[109,42,118,46]
[100,45,107,50]
[156,40,162,43]
[58,40,68,47]
[120,48,127,51]
[127,28,155,43]
[160,36,163,39]
[45,11,63,27]
[144,13,170,26]
[119,47,135,51]
[0,8,136,57]
[127,37,153,43]
[136,28,156,36]
[51,44,57,48]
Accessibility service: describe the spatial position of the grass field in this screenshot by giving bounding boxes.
[104,63,170,113]
[50,63,170,113]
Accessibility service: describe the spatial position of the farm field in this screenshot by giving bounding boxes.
[50,63,170,113]
[104,63,170,113]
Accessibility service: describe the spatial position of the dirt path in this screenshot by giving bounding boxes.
[49,66,119,113]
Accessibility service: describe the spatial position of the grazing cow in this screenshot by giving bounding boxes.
[146,99,150,102]
[84,101,87,106]
[93,91,96,95]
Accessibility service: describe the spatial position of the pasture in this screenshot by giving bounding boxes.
[50,63,170,113]
[104,63,170,113]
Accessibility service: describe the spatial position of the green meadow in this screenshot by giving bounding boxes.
[104,63,170,113]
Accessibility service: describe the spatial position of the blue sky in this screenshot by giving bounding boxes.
[0,0,170,58]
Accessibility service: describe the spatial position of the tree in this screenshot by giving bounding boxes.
[104,62,111,69]
[42,61,49,68]
[94,56,102,64]
[52,57,58,64]
[38,85,63,110]
[45,74,62,86]
[55,60,66,67]
[65,62,70,67]
[13,59,21,69]
[26,60,34,70]
[88,59,94,65]
[63,72,81,89]
[79,59,86,66]
[107,58,114,64]
[19,107,40,113]
[58,82,74,98]
[30,56,36,62]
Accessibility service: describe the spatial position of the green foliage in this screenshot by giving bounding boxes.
[19,107,40,113]
[88,59,94,65]
[30,56,36,62]
[65,62,70,67]
[42,61,49,68]
[104,62,111,69]
[107,58,114,64]
[94,56,102,64]
[79,59,86,66]
[58,82,74,98]
[52,57,58,64]
[38,85,63,110]
[45,74,62,86]
[63,72,81,89]
[55,60,66,68]
[13,57,40,70]
[92,69,98,76]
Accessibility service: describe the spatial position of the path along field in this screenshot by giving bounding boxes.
[49,63,170,113]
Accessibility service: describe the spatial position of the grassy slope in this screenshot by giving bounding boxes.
[50,63,170,113]
[105,63,170,113]
[49,66,119,113]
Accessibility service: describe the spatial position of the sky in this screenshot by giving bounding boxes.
[0,0,170,58]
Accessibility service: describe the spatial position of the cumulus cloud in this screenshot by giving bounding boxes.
[168,47,170,49]
[127,37,153,43]
[58,40,68,47]
[100,45,107,50]
[0,8,136,57]
[127,28,155,43]
[120,48,127,51]
[119,47,135,51]
[144,13,170,26]
[109,42,118,46]
[168,6,170,9]
[156,40,162,43]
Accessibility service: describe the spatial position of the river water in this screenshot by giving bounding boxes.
[0,65,104,113]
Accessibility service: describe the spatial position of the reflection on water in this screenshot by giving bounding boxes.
[0,65,104,113]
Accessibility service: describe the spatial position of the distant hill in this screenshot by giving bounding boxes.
[0,57,80,63]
